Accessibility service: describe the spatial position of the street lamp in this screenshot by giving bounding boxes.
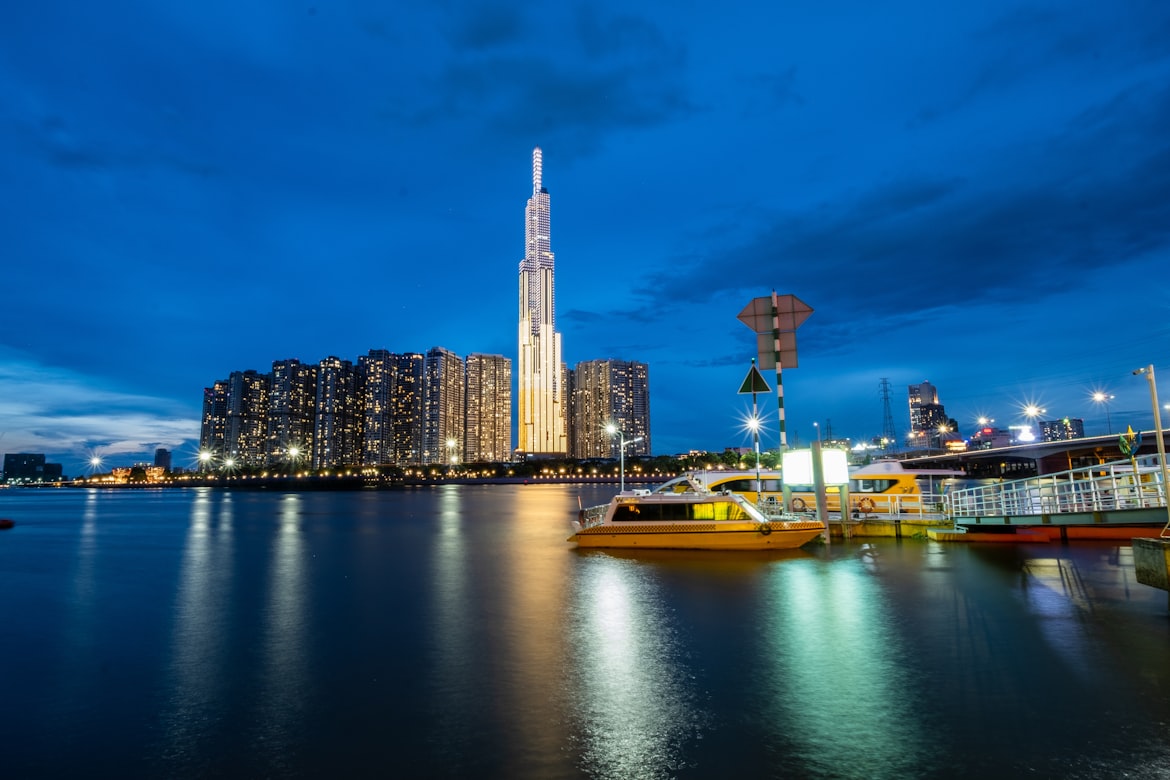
[605,423,643,493]
[1092,391,1115,434]
[1133,365,1170,535]
[198,450,213,472]
[1023,404,1046,441]
[446,438,458,466]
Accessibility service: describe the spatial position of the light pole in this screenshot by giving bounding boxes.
[605,423,643,493]
[446,438,458,466]
[1092,391,1115,434]
[1133,365,1170,535]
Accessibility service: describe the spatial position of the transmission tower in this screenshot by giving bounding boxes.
[879,378,897,449]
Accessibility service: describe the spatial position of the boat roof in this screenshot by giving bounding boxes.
[851,460,966,477]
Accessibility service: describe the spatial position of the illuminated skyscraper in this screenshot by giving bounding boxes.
[517,147,567,456]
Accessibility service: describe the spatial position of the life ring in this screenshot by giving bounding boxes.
[857,497,876,514]
[759,522,772,535]
[791,497,807,512]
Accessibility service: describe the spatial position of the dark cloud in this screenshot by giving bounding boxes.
[638,79,1170,329]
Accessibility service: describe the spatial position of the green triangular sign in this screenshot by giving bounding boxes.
[738,364,772,394]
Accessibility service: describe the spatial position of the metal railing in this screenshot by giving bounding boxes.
[947,455,1167,518]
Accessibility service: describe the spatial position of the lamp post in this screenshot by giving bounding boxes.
[1092,391,1115,434]
[1133,365,1170,534]
[446,438,458,467]
[605,423,643,493]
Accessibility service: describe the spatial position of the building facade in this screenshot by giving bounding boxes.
[465,353,512,463]
[422,347,465,465]
[313,356,359,469]
[517,147,567,456]
[267,358,317,467]
[571,359,651,459]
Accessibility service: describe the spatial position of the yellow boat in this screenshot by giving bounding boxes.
[569,479,823,551]
[667,463,964,516]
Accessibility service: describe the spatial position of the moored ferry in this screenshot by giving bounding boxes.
[569,477,823,551]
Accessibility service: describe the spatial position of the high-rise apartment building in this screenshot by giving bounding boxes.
[267,358,317,466]
[517,147,567,456]
[226,369,270,467]
[313,356,358,469]
[465,353,512,463]
[359,349,395,466]
[571,359,651,459]
[422,347,465,465]
[908,380,959,448]
[391,352,425,465]
[200,379,229,456]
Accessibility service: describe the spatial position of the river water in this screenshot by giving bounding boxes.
[1,484,1168,779]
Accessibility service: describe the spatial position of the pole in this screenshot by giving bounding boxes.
[619,430,626,493]
[771,290,787,449]
[1138,366,1170,537]
[752,390,761,497]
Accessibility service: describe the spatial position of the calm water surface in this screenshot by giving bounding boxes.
[1,485,1168,779]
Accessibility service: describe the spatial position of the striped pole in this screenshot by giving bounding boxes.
[772,290,787,449]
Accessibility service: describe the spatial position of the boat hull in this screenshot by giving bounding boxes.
[568,520,823,551]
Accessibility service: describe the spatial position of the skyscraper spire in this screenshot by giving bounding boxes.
[533,146,542,194]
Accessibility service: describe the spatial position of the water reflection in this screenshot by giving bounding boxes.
[567,555,704,779]
[161,489,234,765]
[254,493,309,769]
[760,546,938,779]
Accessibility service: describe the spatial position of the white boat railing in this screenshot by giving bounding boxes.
[758,493,949,520]
[947,455,1167,518]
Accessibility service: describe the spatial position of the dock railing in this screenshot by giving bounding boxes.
[947,454,1167,518]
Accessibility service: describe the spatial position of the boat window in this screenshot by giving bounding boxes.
[850,478,897,493]
[714,478,782,493]
[611,500,752,522]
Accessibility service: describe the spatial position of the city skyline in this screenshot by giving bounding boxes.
[3,2,1170,468]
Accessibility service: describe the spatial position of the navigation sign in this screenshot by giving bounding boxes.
[738,363,772,394]
[737,294,812,369]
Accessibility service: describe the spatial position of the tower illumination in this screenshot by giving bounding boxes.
[517,147,566,455]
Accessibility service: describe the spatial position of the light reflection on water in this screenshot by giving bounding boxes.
[758,546,938,779]
[3,486,1170,778]
[253,493,309,770]
[160,489,241,771]
[566,553,708,779]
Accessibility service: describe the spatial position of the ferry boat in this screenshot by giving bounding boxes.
[569,477,823,551]
[661,462,964,516]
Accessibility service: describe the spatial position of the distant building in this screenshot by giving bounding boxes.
[465,353,512,463]
[359,349,396,466]
[313,356,359,469]
[969,426,1013,449]
[200,379,229,456]
[908,380,957,449]
[2,453,63,483]
[570,359,651,459]
[391,352,425,465]
[1041,417,1085,442]
[154,448,172,471]
[267,358,317,466]
[227,369,270,467]
[422,347,465,465]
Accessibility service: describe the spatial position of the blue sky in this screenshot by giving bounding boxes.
[3,1,1170,470]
